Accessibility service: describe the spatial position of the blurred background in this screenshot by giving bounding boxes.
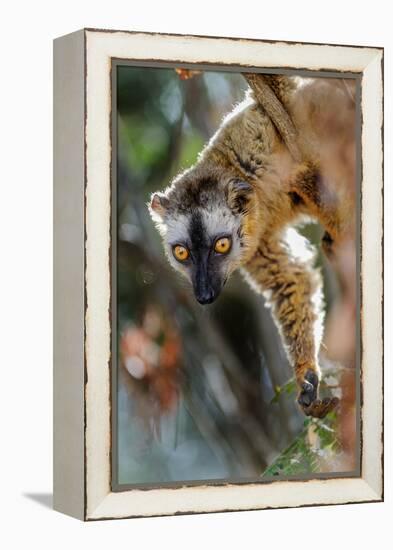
[115,65,358,486]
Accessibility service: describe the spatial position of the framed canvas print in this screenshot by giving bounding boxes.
[53,28,384,520]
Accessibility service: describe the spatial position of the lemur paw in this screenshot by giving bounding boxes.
[303,396,340,418]
[297,369,339,419]
[297,369,319,407]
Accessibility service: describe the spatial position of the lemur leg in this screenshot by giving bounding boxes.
[243,232,339,418]
[289,161,340,257]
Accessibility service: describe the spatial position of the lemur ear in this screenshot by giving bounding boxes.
[149,192,170,220]
[226,180,253,213]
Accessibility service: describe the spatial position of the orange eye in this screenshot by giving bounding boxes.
[173,245,189,262]
[214,237,231,254]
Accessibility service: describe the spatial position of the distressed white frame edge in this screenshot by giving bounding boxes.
[82,30,383,520]
[54,29,86,520]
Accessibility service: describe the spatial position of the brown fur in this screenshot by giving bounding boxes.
[152,73,356,417]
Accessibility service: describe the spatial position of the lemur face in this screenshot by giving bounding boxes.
[149,175,253,305]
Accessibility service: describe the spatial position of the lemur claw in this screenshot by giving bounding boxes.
[297,369,339,419]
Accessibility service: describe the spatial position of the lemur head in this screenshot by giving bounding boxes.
[148,167,259,305]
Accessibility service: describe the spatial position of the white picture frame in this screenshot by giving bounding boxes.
[53,28,383,521]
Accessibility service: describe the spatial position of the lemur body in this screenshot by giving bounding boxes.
[149,74,356,418]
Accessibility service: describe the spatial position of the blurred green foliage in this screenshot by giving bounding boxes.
[264,379,342,477]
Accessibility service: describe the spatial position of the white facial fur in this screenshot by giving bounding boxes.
[160,203,244,282]
[200,205,243,264]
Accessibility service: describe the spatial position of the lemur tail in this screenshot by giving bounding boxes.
[243,73,302,163]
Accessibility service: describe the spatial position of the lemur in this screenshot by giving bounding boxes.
[148,73,356,419]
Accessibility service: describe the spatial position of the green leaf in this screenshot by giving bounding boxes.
[261,413,342,478]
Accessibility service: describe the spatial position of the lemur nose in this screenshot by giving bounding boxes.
[196,290,216,305]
